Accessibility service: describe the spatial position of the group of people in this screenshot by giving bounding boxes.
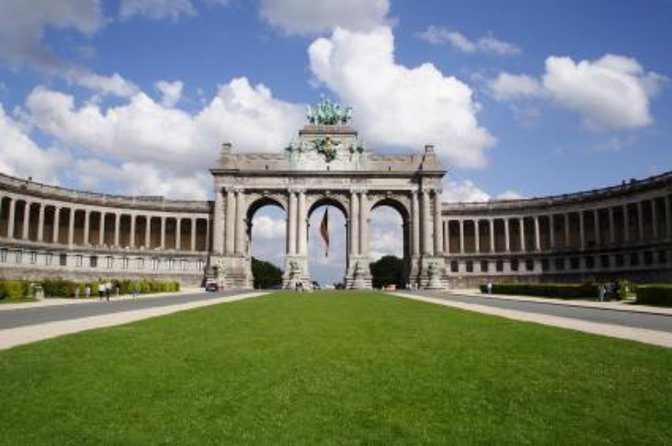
[72,281,141,300]
[597,282,621,302]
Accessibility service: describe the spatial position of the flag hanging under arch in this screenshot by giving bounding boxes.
[320,208,329,257]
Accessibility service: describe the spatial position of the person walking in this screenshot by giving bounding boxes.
[85,285,91,299]
[598,284,605,302]
[133,283,139,299]
[98,283,104,300]
[105,282,110,302]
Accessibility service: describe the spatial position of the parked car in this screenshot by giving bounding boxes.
[312,281,321,290]
[205,282,219,292]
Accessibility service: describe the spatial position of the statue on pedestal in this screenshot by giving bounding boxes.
[426,260,443,289]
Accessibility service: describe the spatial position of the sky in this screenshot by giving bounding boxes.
[0,0,670,284]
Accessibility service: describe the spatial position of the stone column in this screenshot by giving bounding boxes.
[519,217,525,252]
[205,219,210,253]
[360,191,369,257]
[549,215,555,248]
[7,198,15,238]
[68,208,75,247]
[145,216,151,248]
[225,189,235,254]
[129,214,136,248]
[350,190,359,256]
[287,190,297,255]
[160,216,166,249]
[489,219,495,253]
[623,204,630,243]
[213,188,224,254]
[114,213,121,247]
[422,190,432,255]
[191,217,197,251]
[564,213,570,247]
[99,212,106,245]
[298,190,307,255]
[637,201,644,241]
[459,219,465,253]
[411,191,419,256]
[37,204,45,242]
[235,190,246,255]
[52,207,60,244]
[534,216,541,251]
[579,211,585,249]
[83,209,90,245]
[474,219,480,253]
[433,190,442,256]
[665,196,671,239]
[443,220,449,253]
[22,201,30,240]
[504,218,510,252]
[175,217,181,251]
[594,209,600,246]
[609,207,615,244]
[651,199,658,240]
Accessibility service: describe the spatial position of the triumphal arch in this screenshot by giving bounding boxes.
[209,98,446,289]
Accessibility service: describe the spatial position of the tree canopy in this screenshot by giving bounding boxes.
[370,255,406,289]
[252,257,283,289]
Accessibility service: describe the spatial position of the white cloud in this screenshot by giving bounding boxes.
[309,26,495,168]
[119,0,197,21]
[441,179,491,203]
[488,73,545,101]
[22,76,304,198]
[0,104,69,183]
[496,190,524,200]
[490,54,666,131]
[155,80,183,107]
[543,55,664,131]
[252,215,286,240]
[369,206,403,260]
[0,0,103,68]
[594,135,636,152]
[418,26,521,56]
[260,0,389,35]
[74,71,140,97]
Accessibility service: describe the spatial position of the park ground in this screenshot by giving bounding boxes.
[1,291,671,444]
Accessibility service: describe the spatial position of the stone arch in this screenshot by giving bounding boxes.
[369,194,412,286]
[306,193,349,219]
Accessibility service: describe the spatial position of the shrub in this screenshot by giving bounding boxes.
[41,279,79,298]
[635,284,672,307]
[480,282,599,299]
[0,280,32,300]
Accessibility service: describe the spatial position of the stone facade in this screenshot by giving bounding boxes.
[1,122,670,289]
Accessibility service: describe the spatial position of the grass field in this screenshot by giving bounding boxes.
[1,291,671,444]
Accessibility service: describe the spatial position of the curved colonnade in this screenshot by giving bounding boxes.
[441,173,672,287]
[0,173,211,286]
[1,169,671,288]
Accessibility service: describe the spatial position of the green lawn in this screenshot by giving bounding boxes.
[1,291,671,444]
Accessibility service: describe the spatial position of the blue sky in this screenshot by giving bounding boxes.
[0,0,670,283]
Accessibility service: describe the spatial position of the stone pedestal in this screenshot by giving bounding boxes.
[208,255,252,290]
[420,257,446,290]
[283,255,311,289]
[345,256,372,289]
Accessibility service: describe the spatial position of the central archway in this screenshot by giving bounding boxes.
[306,195,349,288]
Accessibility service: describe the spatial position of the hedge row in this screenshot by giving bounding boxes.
[0,280,33,301]
[0,279,180,300]
[480,282,600,299]
[635,284,672,307]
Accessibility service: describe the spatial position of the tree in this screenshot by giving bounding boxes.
[369,255,406,289]
[252,257,283,289]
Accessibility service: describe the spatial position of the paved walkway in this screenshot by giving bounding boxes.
[0,290,267,350]
[396,291,672,349]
